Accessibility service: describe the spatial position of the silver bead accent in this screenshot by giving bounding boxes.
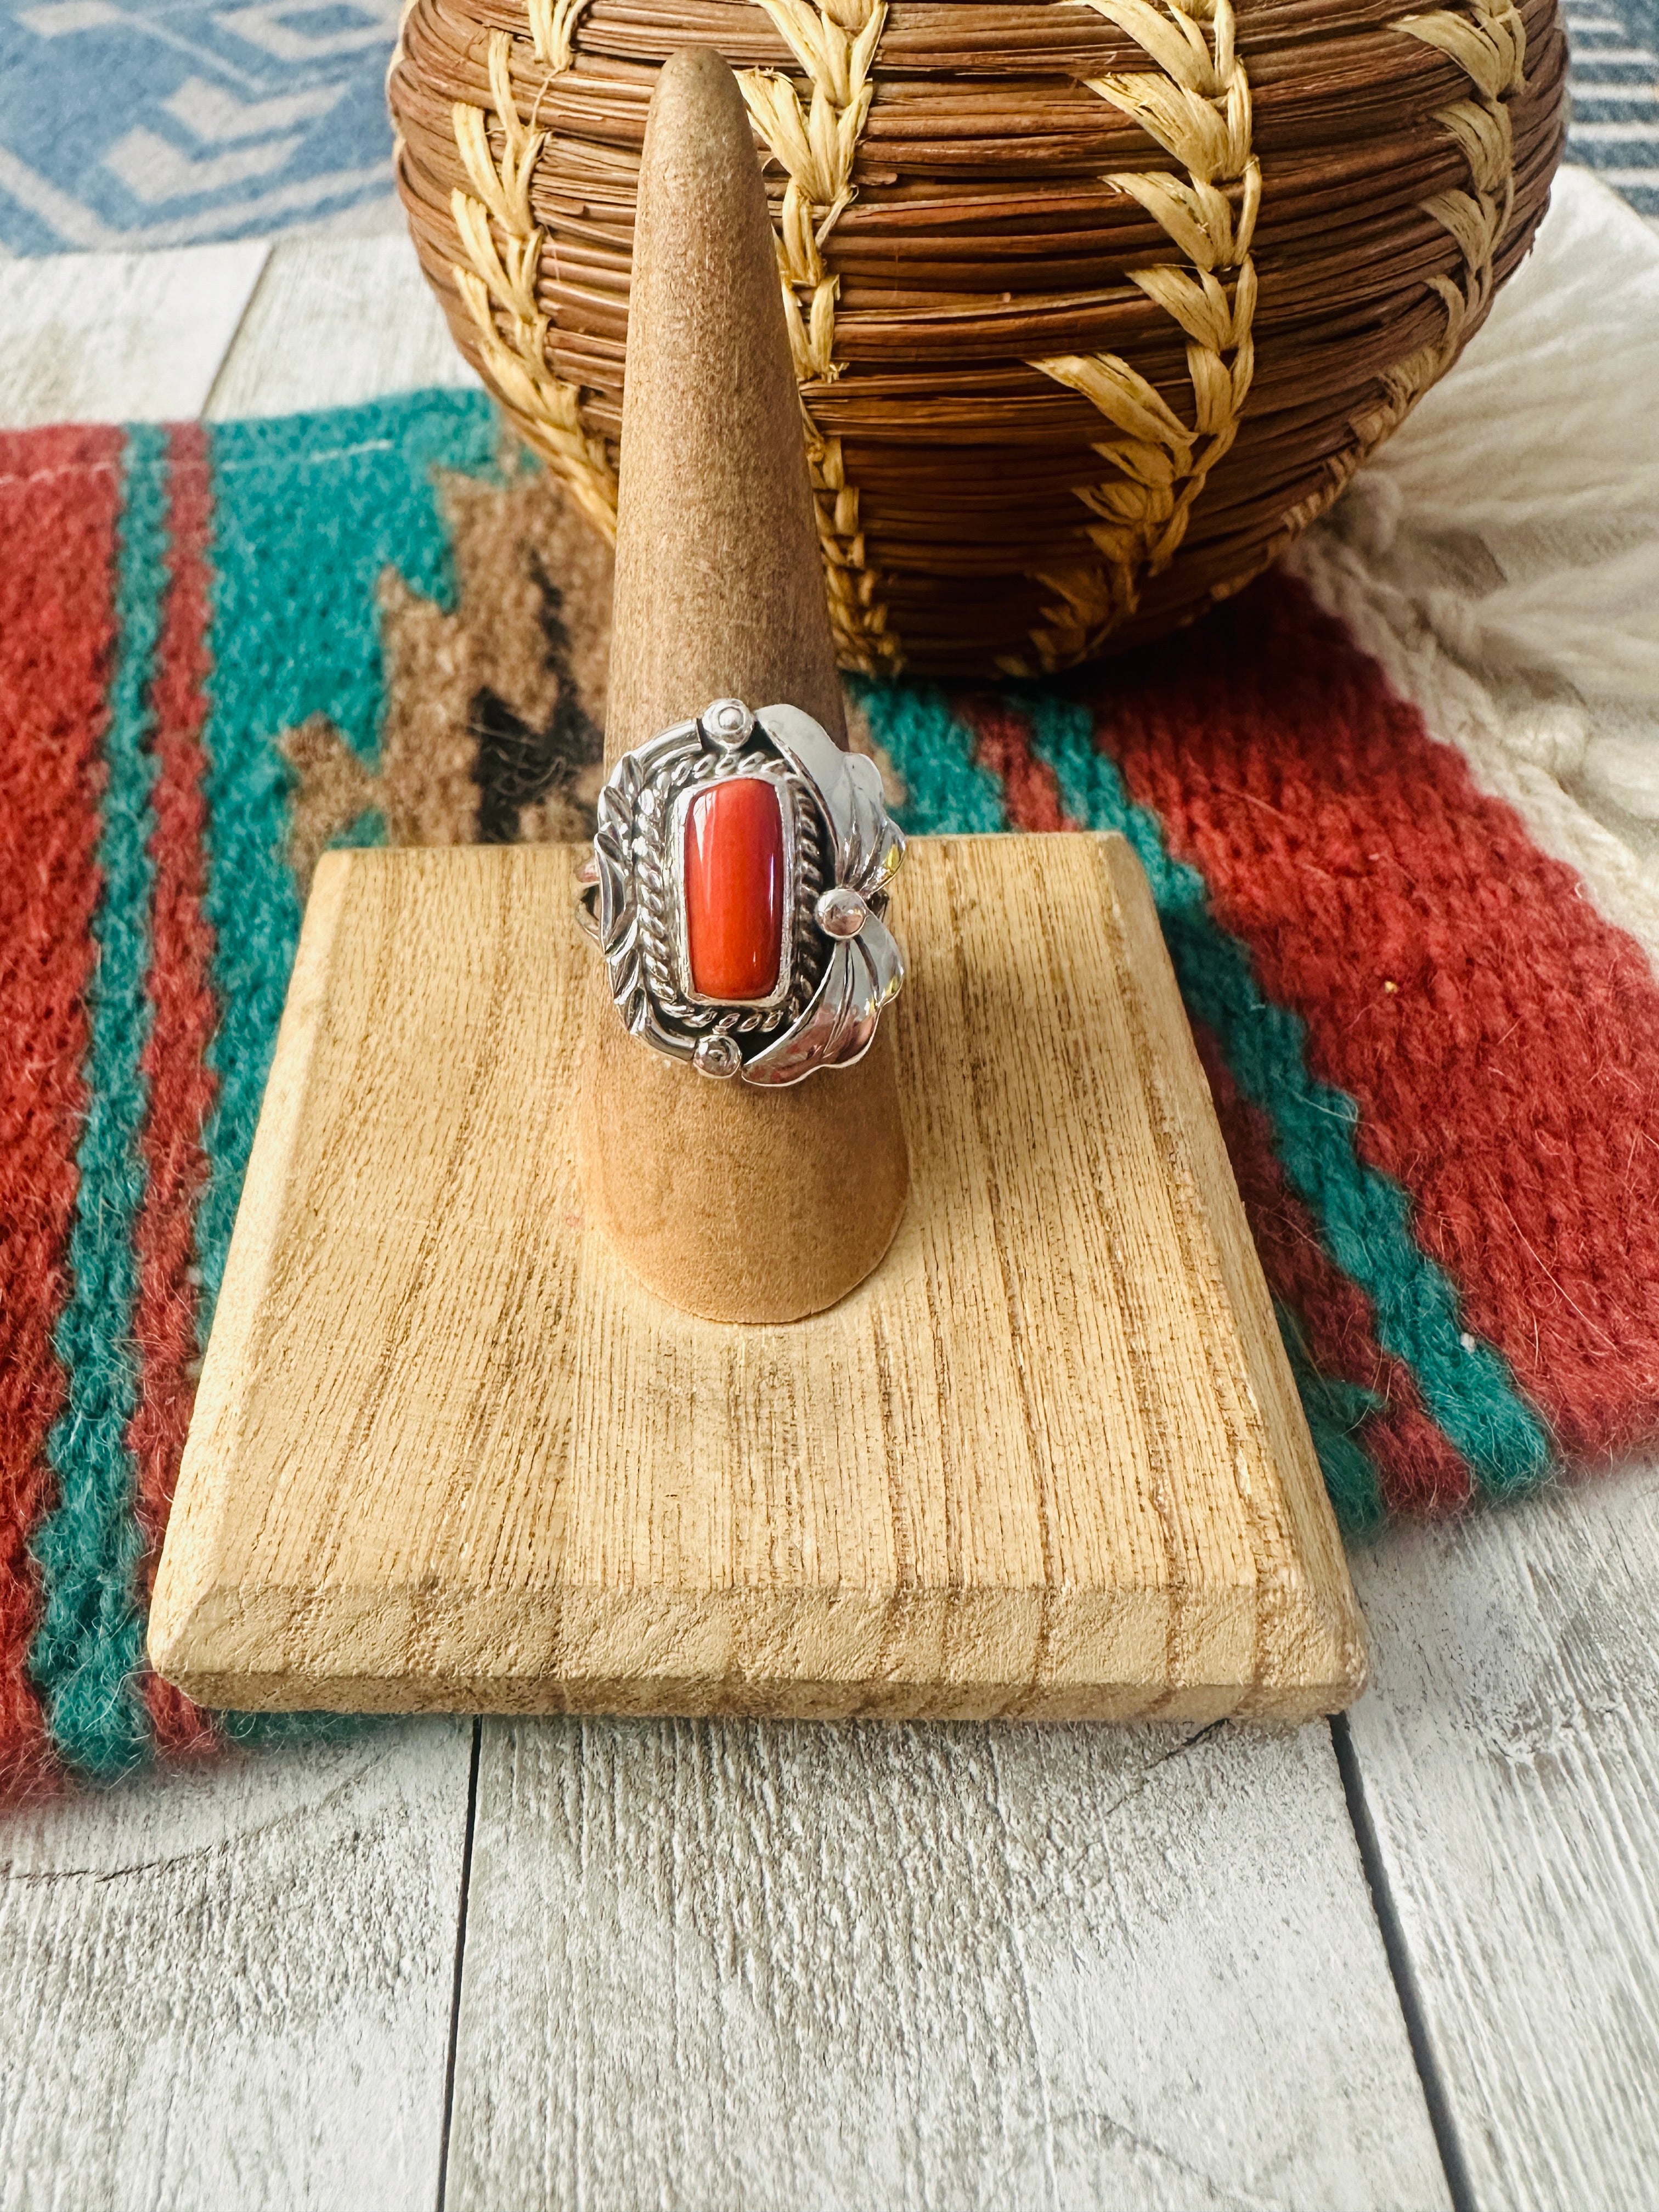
[693,1034,743,1080]
[702,698,754,749]
[815,885,868,939]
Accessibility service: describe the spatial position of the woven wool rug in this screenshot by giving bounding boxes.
[5,181,1659,1799]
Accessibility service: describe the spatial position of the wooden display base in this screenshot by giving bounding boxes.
[149,833,1366,1723]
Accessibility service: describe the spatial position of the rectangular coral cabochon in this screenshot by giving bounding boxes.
[148,835,1365,1723]
[682,775,786,1002]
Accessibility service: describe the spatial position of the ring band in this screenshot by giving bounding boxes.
[577,698,906,1085]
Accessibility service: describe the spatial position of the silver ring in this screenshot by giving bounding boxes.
[576,697,906,1086]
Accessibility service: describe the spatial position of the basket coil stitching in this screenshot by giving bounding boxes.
[1013,0,1523,673]
[1013,0,1260,676]
[1362,0,1527,436]
[447,14,620,544]
[424,0,1521,662]
[739,0,904,677]
[1263,0,1526,558]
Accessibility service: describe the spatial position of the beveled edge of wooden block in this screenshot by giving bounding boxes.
[149,835,1368,1726]
[151,1584,1365,1725]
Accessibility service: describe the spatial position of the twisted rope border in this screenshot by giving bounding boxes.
[740,0,904,675]
[448,20,619,544]
[1013,0,1260,675]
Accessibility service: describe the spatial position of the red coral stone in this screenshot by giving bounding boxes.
[683,776,785,1001]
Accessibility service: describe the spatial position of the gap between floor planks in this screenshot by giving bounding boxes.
[1,226,1654,2212]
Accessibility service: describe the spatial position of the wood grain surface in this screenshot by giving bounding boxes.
[149,832,1363,1722]
[204,234,473,421]
[447,1712,1449,2212]
[0,1722,472,2212]
[0,242,268,427]
[1347,1463,1659,2211]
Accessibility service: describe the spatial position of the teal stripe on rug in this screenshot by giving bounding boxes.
[195,391,499,1332]
[1020,691,1550,1498]
[1274,1305,1387,1536]
[28,425,169,1777]
[852,676,1007,836]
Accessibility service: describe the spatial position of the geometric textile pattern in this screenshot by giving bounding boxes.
[4,388,1658,1803]
[1565,0,1659,227]
[0,2,1654,251]
[0,0,399,251]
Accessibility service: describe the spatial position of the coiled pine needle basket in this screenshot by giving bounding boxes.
[388,0,1565,678]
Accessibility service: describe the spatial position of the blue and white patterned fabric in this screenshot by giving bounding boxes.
[0,0,399,250]
[1566,0,1659,226]
[0,0,1654,251]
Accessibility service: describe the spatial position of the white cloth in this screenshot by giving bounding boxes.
[1288,167,1659,964]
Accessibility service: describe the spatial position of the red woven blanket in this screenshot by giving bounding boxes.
[5,393,1658,1798]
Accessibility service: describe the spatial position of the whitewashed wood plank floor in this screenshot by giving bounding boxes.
[1,215,1656,2212]
[0,242,269,427]
[448,1717,1446,2212]
[1347,1462,1659,2210]
[0,1724,473,2212]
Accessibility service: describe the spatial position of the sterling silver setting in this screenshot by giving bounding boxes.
[575,698,906,1085]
